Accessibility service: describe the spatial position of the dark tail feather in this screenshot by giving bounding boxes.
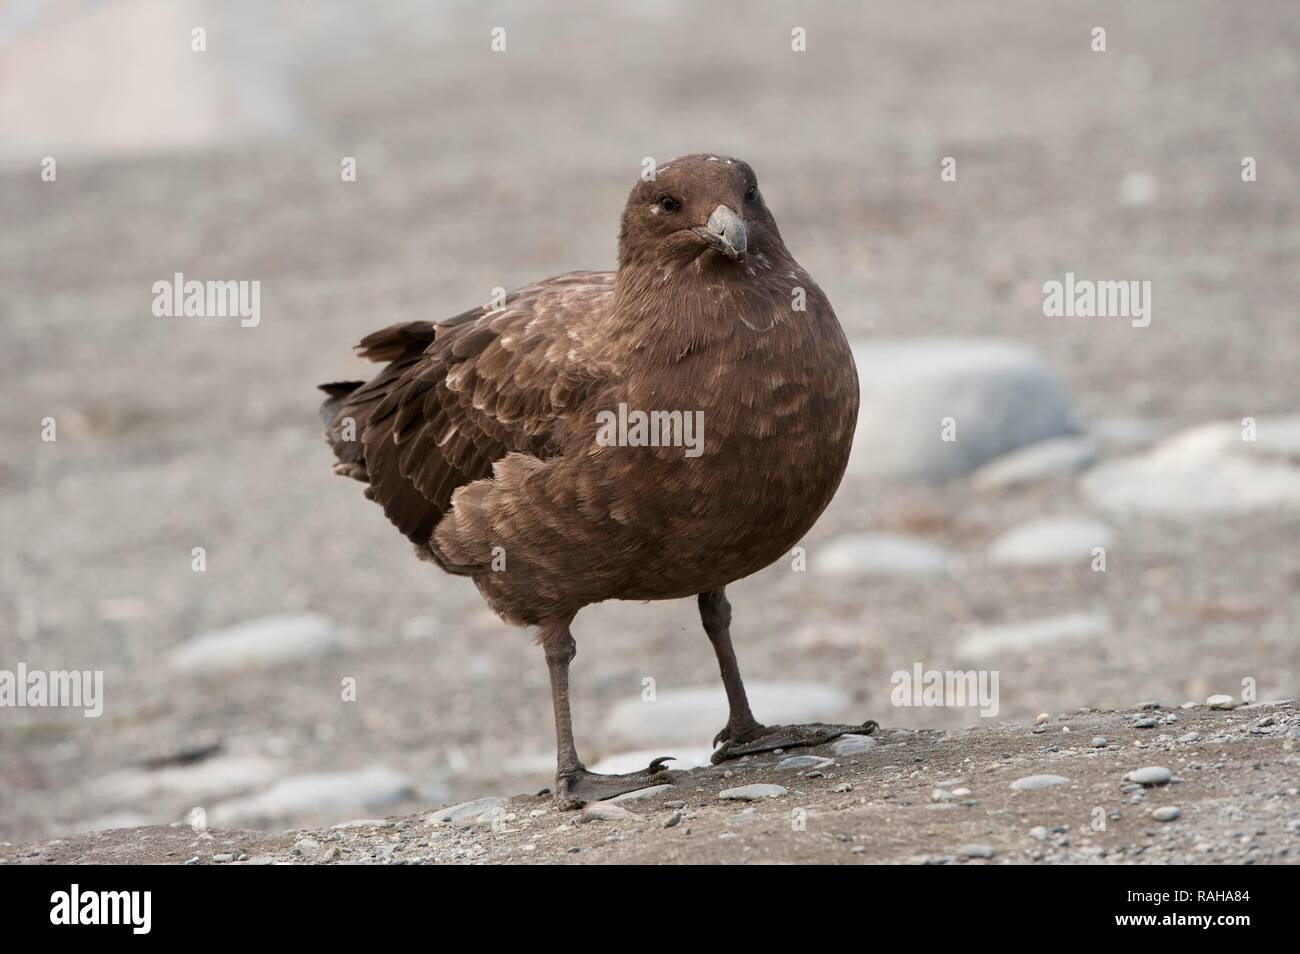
[356,321,438,363]
[319,380,363,428]
[319,381,368,481]
[320,320,441,491]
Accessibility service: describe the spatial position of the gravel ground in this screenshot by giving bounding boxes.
[6,703,1298,865]
[1,1,1298,859]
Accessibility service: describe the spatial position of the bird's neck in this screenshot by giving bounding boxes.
[607,248,803,358]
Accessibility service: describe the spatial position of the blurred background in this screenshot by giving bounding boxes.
[2,0,1298,842]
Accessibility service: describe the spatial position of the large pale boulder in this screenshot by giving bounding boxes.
[1081,417,1300,516]
[169,614,340,673]
[849,340,1079,481]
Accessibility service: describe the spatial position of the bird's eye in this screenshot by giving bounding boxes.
[658,195,681,213]
[744,186,758,203]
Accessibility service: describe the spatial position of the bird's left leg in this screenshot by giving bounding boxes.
[699,588,877,764]
[541,620,683,810]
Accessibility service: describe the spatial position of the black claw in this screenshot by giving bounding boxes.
[647,756,676,774]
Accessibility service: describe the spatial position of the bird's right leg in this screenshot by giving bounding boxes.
[699,588,877,764]
[541,621,682,810]
[698,589,764,746]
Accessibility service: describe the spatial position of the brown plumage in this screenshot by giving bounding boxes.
[320,154,873,807]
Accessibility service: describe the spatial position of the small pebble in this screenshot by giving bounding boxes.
[1126,766,1173,786]
[1091,737,1107,748]
[1152,806,1181,822]
[960,844,996,859]
[1207,694,1236,709]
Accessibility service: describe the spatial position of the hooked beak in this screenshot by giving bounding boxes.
[693,205,748,262]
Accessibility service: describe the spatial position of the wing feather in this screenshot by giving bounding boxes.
[320,272,616,547]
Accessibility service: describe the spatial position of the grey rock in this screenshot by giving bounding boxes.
[212,766,413,826]
[1010,774,1069,791]
[426,796,509,828]
[830,734,878,756]
[776,755,834,771]
[577,802,640,823]
[608,784,675,804]
[818,532,954,578]
[849,339,1080,480]
[169,613,340,673]
[960,843,996,859]
[959,612,1109,660]
[1152,806,1181,822]
[1207,694,1237,709]
[971,436,1099,489]
[1081,418,1300,516]
[718,783,788,801]
[988,515,1113,567]
[94,754,280,802]
[1091,737,1108,748]
[1126,766,1173,786]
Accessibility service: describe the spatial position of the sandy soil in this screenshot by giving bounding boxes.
[6,703,1297,865]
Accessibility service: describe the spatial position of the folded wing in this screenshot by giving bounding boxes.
[320,272,615,547]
